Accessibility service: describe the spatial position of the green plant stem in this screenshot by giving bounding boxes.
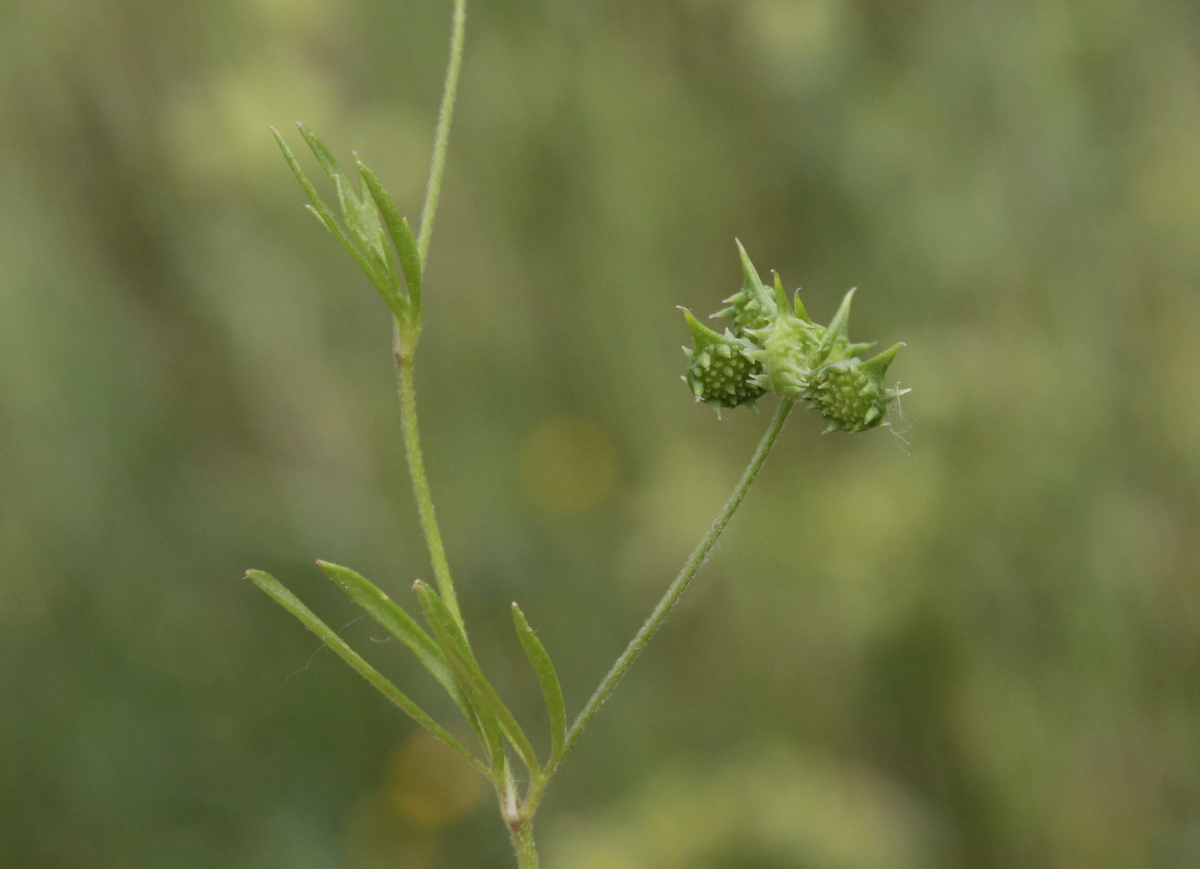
[417,0,467,268]
[393,0,467,624]
[396,351,463,626]
[552,396,796,777]
[509,818,540,869]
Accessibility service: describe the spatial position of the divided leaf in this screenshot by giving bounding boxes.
[414,581,542,777]
[272,125,410,323]
[246,569,488,778]
[272,127,380,285]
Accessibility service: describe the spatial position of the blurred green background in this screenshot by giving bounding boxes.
[3,0,1199,866]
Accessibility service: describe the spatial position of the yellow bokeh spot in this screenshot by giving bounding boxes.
[384,731,486,831]
[521,416,618,515]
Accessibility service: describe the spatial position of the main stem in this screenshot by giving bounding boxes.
[396,352,462,625]
[509,819,539,869]
[396,0,467,624]
[550,396,796,778]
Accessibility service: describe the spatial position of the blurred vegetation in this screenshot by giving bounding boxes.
[3,0,1199,866]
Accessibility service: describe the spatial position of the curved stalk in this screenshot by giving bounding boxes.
[532,396,796,798]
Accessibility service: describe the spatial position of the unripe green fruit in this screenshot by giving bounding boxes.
[680,309,766,411]
[682,241,908,428]
[805,343,905,432]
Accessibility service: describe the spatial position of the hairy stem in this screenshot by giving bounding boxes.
[417,0,467,268]
[555,396,796,773]
[394,0,468,623]
[509,818,540,869]
[396,352,462,626]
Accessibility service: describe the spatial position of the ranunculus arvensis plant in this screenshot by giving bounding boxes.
[249,3,908,865]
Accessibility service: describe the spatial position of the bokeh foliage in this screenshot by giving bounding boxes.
[3,0,1200,866]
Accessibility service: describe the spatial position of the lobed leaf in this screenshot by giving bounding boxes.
[414,581,542,777]
[246,569,489,778]
[273,126,408,321]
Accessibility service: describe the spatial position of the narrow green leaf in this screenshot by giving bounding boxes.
[316,561,490,752]
[357,161,423,316]
[246,569,489,779]
[396,216,422,317]
[512,603,566,770]
[304,204,335,234]
[271,128,379,283]
[333,172,379,259]
[273,127,407,321]
[316,564,458,702]
[478,701,506,775]
[414,581,542,776]
[333,172,393,291]
[297,122,342,183]
[295,127,384,268]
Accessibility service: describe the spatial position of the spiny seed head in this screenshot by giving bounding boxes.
[681,241,908,430]
[681,308,765,412]
[805,343,906,432]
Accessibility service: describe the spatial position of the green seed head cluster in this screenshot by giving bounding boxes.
[681,241,909,432]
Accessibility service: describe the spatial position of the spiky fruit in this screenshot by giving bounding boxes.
[682,240,908,429]
[681,309,765,412]
[805,343,906,432]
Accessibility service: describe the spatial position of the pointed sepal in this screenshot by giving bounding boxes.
[793,287,812,323]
